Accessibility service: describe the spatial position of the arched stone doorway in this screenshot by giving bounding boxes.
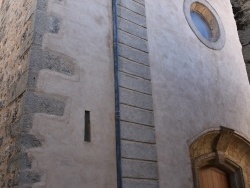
[189,127,250,188]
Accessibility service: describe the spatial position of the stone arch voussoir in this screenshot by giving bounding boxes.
[190,127,250,187]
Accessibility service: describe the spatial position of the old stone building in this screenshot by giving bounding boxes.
[0,0,249,187]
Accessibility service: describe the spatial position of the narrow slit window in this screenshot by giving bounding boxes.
[84,111,91,142]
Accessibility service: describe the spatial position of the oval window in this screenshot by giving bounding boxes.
[190,11,212,41]
[184,0,226,50]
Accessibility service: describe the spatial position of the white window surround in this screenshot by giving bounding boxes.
[183,0,226,50]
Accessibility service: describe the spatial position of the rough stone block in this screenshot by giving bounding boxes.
[117,5,146,27]
[243,44,250,62]
[0,137,3,146]
[29,45,75,75]
[133,0,145,5]
[19,170,41,184]
[120,72,152,94]
[19,153,32,169]
[118,44,149,65]
[34,10,49,35]
[23,91,65,116]
[33,32,43,45]
[9,120,21,138]
[27,71,39,90]
[120,104,154,126]
[123,179,159,188]
[118,30,148,52]
[119,57,151,80]
[121,121,156,143]
[117,0,145,16]
[7,71,28,105]
[20,134,42,149]
[238,27,250,46]
[120,87,153,110]
[20,114,33,133]
[118,17,147,39]
[121,140,157,161]
[122,159,158,179]
[49,16,60,34]
[36,0,48,12]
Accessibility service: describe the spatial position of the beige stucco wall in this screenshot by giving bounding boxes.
[28,1,116,187]
[146,0,250,187]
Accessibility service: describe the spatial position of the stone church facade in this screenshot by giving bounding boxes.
[0,0,249,187]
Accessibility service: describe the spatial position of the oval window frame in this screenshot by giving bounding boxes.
[184,0,226,50]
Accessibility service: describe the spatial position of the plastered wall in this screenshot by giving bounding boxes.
[145,0,250,187]
[25,0,117,187]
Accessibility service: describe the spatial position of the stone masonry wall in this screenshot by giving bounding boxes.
[116,0,159,187]
[0,0,36,187]
[231,0,250,79]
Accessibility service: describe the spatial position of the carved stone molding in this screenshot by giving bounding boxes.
[190,127,250,188]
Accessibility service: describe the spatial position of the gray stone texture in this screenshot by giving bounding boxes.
[118,17,147,39]
[23,92,65,116]
[120,87,153,110]
[117,0,159,186]
[238,27,250,46]
[122,159,159,179]
[34,10,49,35]
[28,45,75,91]
[123,179,159,188]
[20,134,42,149]
[19,170,40,185]
[119,57,151,80]
[118,30,148,52]
[133,0,145,5]
[117,5,146,27]
[33,32,44,45]
[49,16,60,34]
[120,72,152,94]
[19,153,32,170]
[231,0,250,77]
[120,104,154,126]
[118,44,149,65]
[29,45,75,75]
[117,0,146,16]
[36,0,48,12]
[121,122,156,143]
[121,140,157,161]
